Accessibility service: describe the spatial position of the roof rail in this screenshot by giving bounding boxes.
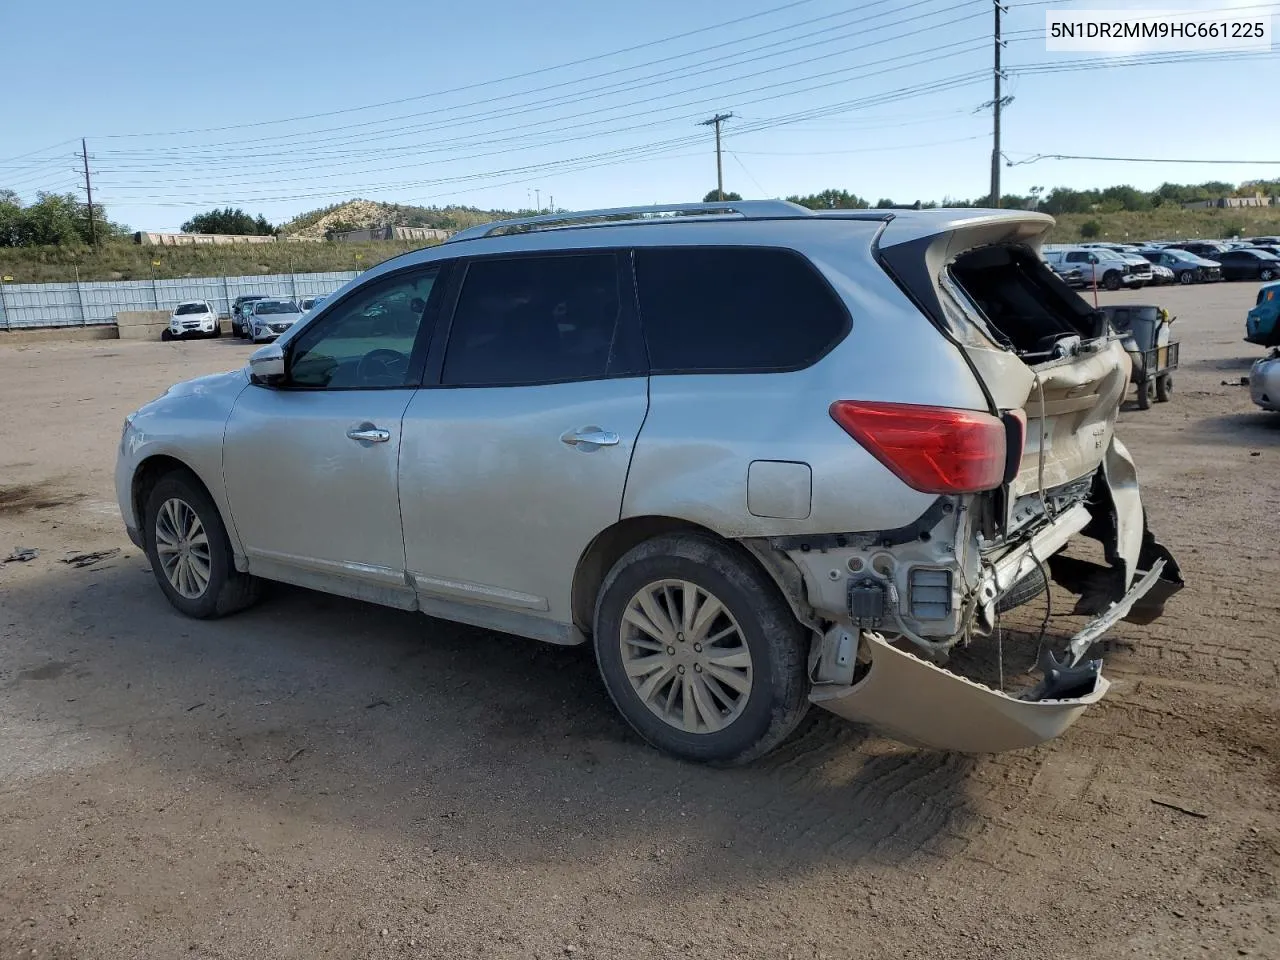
[445,200,812,243]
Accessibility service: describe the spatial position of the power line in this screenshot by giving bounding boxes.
[94,36,996,191]
[94,0,834,139]
[96,0,985,165]
[1009,153,1280,167]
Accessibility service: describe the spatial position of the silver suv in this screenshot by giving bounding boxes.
[115,202,1182,764]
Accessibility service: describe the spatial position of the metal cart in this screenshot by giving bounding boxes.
[1098,304,1181,410]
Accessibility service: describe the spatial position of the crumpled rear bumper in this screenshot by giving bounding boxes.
[811,632,1109,753]
[811,544,1178,753]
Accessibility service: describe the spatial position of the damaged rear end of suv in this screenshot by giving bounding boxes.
[766,210,1183,753]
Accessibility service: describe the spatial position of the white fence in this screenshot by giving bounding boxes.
[0,270,360,330]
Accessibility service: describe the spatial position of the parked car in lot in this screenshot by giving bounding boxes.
[1213,247,1280,281]
[299,295,327,315]
[1245,281,1280,346]
[162,300,220,340]
[1043,246,1152,289]
[1048,263,1086,287]
[230,295,269,337]
[1138,248,1221,284]
[115,201,1182,763]
[1251,349,1280,411]
[1147,263,1174,285]
[245,299,303,341]
[1166,240,1231,260]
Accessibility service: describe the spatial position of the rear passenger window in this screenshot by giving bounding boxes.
[634,248,848,373]
[442,254,621,386]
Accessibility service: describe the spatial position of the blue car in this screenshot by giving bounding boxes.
[1245,282,1280,346]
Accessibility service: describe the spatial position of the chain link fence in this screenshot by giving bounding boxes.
[0,271,360,330]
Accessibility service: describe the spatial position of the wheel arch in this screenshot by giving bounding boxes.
[570,515,817,641]
[132,454,242,566]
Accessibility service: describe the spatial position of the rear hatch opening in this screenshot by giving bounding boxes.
[947,245,1110,364]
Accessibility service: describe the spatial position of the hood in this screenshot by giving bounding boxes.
[160,368,248,400]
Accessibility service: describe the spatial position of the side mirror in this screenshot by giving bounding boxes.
[248,342,285,386]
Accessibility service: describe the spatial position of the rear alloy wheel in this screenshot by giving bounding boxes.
[1103,271,1122,291]
[593,533,809,765]
[1156,372,1173,403]
[1136,377,1153,410]
[144,471,261,619]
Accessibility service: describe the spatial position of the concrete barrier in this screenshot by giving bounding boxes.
[116,310,172,341]
[0,325,118,346]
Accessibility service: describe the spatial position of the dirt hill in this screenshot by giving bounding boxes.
[281,200,513,240]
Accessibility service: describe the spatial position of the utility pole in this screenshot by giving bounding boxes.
[699,112,734,201]
[81,138,97,245]
[990,1,1004,208]
[535,188,541,212]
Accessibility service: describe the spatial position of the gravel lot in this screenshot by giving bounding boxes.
[1,283,1277,960]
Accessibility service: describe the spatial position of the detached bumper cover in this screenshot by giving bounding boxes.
[811,557,1172,753]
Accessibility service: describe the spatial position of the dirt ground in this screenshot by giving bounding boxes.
[1,284,1277,960]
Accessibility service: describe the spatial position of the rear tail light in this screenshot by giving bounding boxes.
[829,401,1007,494]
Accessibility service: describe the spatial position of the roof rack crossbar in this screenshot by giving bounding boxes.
[445,200,811,243]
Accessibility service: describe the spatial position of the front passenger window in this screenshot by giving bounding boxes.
[288,267,442,389]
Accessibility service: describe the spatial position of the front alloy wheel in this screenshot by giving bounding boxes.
[143,469,261,619]
[154,497,211,599]
[619,579,753,734]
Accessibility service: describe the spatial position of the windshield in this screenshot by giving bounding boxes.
[174,303,208,315]
[1165,249,1197,262]
[1254,250,1280,260]
[255,301,300,315]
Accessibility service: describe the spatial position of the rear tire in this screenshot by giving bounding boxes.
[1136,377,1153,410]
[1156,373,1173,403]
[143,470,261,619]
[593,533,810,765]
[996,567,1047,614]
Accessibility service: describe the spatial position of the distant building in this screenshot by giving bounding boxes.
[329,225,452,243]
[133,231,278,246]
[1181,194,1278,210]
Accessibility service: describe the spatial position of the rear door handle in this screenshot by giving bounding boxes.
[560,427,620,448]
[347,424,391,444]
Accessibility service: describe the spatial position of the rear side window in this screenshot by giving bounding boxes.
[634,247,848,373]
[442,254,621,386]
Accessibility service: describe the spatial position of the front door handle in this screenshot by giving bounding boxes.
[560,427,620,448]
[347,424,391,444]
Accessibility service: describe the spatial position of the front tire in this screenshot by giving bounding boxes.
[1156,372,1173,403]
[1103,271,1122,291]
[1262,269,1276,281]
[143,471,261,619]
[593,533,810,765]
[1180,270,1194,285]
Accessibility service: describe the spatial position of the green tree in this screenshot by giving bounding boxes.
[181,207,275,235]
[702,189,743,202]
[786,189,867,210]
[1079,219,1102,239]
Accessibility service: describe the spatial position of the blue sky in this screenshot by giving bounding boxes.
[3,0,1278,230]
